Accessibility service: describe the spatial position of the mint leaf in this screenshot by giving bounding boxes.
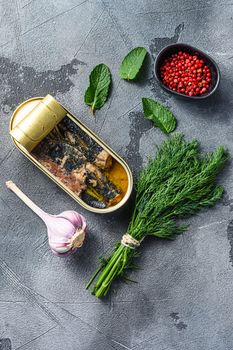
[120,47,147,80]
[84,64,111,113]
[142,98,177,134]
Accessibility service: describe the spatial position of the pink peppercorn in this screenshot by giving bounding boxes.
[160,51,212,96]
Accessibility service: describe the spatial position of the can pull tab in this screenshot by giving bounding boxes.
[10,95,67,152]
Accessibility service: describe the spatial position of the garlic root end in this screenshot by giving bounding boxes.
[68,228,86,249]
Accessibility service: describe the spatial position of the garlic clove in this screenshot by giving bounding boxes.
[51,244,72,254]
[56,210,87,232]
[51,247,73,257]
[46,216,77,243]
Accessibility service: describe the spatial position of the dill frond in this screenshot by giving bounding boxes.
[87,134,228,298]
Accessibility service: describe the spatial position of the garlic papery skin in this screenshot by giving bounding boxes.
[6,181,87,257]
[47,211,87,256]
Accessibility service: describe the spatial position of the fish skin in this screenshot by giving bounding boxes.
[59,118,111,168]
[81,192,106,209]
[33,118,121,207]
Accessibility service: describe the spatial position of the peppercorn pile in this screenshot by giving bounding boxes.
[160,51,212,96]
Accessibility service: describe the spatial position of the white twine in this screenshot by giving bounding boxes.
[121,233,143,249]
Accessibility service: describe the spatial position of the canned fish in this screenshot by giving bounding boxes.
[9,95,133,213]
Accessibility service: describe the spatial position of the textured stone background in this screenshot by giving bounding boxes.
[0,0,233,349]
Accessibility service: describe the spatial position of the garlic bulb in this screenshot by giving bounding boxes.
[6,181,87,256]
[46,210,86,256]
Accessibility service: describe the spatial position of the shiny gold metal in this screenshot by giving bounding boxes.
[10,95,67,152]
[10,96,133,214]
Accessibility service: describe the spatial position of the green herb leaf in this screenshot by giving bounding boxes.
[120,47,147,80]
[84,64,111,113]
[142,97,177,134]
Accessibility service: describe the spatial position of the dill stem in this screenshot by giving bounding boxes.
[94,245,124,290]
[95,254,122,298]
[85,265,103,290]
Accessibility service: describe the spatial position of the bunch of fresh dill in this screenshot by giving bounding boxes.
[86,134,228,298]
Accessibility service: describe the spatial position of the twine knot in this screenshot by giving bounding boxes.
[121,233,143,249]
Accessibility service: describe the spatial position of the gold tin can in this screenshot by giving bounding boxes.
[9,95,133,214]
[10,95,67,152]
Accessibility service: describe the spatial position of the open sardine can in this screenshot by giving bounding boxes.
[9,95,133,213]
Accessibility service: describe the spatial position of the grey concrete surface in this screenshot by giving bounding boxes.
[0,0,233,349]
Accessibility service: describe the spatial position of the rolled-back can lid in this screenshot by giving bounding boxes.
[10,95,67,152]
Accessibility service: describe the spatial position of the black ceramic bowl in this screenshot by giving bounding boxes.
[154,43,220,99]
